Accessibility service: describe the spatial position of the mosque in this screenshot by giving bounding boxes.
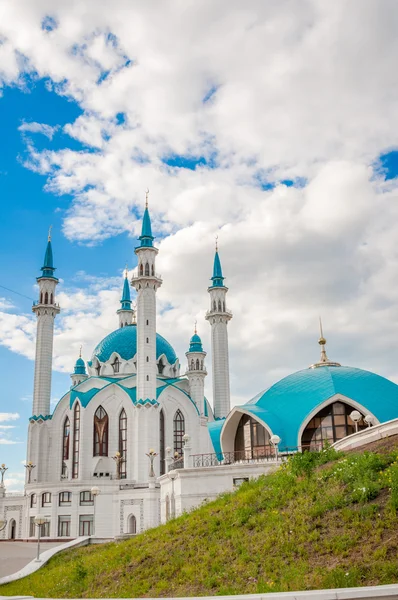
[1,200,398,540]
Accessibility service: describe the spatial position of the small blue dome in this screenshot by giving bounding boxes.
[92,325,177,365]
[74,357,86,375]
[188,333,203,353]
[241,365,398,447]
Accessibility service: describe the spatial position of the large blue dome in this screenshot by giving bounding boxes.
[92,325,178,365]
[241,366,398,447]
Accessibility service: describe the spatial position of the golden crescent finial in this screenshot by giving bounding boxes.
[79,345,82,358]
[48,225,52,241]
[194,319,197,334]
[145,188,149,209]
[124,262,128,278]
[215,234,218,251]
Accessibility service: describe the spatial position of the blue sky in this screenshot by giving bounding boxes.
[1,1,398,489]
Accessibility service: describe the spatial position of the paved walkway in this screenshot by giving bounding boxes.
[0,541,68,577]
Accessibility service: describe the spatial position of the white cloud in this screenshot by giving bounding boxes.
[19,121,58,139]
[0,413,19,422]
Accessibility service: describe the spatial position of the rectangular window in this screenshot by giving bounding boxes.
[42,519,51,537]
[80,491,94,505]
[42,492,51,507]
[59,491,72,506]
[79,514,94,536]
[58,515,71,537]
[30,494,37,508]
[29,516,35,537]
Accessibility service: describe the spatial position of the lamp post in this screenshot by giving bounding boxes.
[350,410,362,433]
[0,464,8,485]
[270,434,281,461]
[112,452,124,479]
[24,462,36,484]
[34,516,47,562]
[145,449,158,478]
[365,414,375,428]
[168,471,177,518]
[90,486,100,537]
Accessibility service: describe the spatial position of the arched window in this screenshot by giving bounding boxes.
[72,403,80,479]
[146,337,149,343]
[158,359,165,375]
[213,300,217,311]
[40,292,43,304]
[62,417,70,461]
[44,292,48,304]
[190,359,194,371]
[93,406,109,457]
[145,262,150,276]
[112,357,120,374]
[128,514,137,534]
[223,302,225,312]
[146,375,149,381]
[146,356,149,362]
[234,414,270,459]
[165,495,170,521]
[301,401,366,450]
[95,362,101,376]
[173,410,185,457]
[50,293,53,304]
[159,409,165,475]
[119,409,127,479]
[218,300,222,311]
[151,264,154,276]
[196,358,200,370]
[139,264,143,275]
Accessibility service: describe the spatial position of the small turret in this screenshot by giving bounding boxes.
[71,348,88,387]
[186,323,207,416]
[117,268,135,328]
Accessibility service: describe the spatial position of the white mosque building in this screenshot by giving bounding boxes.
[2,200,398,541]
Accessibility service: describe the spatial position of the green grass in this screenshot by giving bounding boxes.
[3,444,398,598]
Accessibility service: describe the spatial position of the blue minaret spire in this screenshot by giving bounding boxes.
[120,271,132,310]
[138,189,154,248]
[40,225,58,279]
[117,267,134,328]
[210,236,225,287]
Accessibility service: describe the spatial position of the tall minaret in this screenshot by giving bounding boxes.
[205,242,232,418]
[185,323,207,416]
[32,229,60,416]
[131,191,162,402]
[117,268,135,328]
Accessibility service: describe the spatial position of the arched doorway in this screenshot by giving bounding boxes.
[9,519,16,540]
[128,514,137,535]
[234,414,271,459]
[301,401,366,450]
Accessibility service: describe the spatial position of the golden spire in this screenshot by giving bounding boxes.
[124,262,128,278]
[194,319,197,334]
[48,225,52,241]
[79,345,82,358]
[318,317,328,363]
[215,234,218,251]
[145,188,149,209]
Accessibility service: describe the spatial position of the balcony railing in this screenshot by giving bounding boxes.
[168,456,184,471]
[131,270,162,280]
[190,445,326,468]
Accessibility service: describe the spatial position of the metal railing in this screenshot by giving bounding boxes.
[190,445,326,468]
[168,457,184,471]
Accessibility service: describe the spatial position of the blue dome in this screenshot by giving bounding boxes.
[188,333,203,353]
[92,325,178,365]
[74,357,86,375]
[241,365,398,448]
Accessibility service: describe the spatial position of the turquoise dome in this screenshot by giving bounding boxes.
[92,324,177,365]
[74,357,86,375]
[240,365,398,448]
[188,333,203,353]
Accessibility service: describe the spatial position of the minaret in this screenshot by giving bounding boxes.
[117,268,135,328]
[131,191,162,402]
[309,318,341,369]
[205,242,232,418]
[70,348,88,387]
[185,323,207,416]
[31,229,60,416]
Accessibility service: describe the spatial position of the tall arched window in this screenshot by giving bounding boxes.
[50,293,53,304]
[72,403,80,479]
[213,300,217,311]
[145,262,150,276]
[173,409,185,457]
[159,409,165,475]
[119,409,127,479]
[139,264,143,276]
[112,357,120,374]
[93,406,109,456]
[301,401,366,450]
[218,300,222,311]
[234,414,270,459]
[95,363,101,376]
[128,514,137,534]
[44,291,48,304]
[190,359,194,371]
[158,359,165,374]
[62,417,70,461]
[196,358,200,370]
[151,265,154,276]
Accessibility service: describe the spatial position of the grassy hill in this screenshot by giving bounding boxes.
[2,438,398,598]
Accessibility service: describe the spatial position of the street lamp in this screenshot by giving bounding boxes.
[350,410,362,433]
[365,414,375,428]
[0,464,8,485]
[90,486,100,537]
[34,516,48,562]
[145,449,158,478]
[112,452,124,479]
[270,434,281,461]
[168,471,177,518]
[25,462,36,484]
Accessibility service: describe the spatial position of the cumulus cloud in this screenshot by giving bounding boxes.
[18,121,59,139]
[1,0,398,409]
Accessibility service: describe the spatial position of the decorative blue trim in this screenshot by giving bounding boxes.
[29,414,52,421]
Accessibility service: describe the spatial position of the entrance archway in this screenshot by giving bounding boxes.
[301,400,366,450]
[128,514,136,535]
[234,414,271,458]
[9,519,16,540]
